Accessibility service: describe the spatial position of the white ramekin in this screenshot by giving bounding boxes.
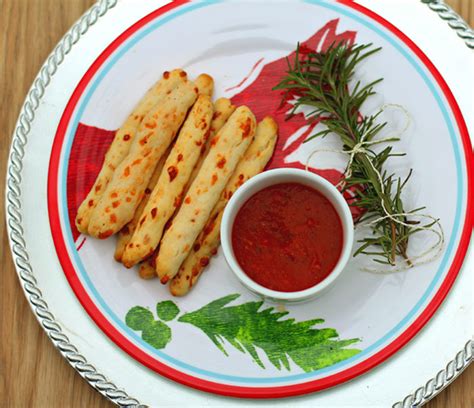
[220,168,354,303]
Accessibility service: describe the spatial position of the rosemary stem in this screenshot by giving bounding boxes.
[390,222,396,264]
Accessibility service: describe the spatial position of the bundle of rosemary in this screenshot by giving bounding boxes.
[274,42,441,268]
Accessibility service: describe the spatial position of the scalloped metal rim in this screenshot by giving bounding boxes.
[5,1,472,407]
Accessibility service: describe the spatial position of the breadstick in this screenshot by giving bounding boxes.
[187,98,236,188]
[209,98,237,137]
[194,73,214,97]
[122,93,214,267]
[88,77,197,238]
[138,259,157,280]
[75,69,186,234]
[169,211,223,296]
[156,106,256,283]
[169,117,278,296]
[114,147,169,262]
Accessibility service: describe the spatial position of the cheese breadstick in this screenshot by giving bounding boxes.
[209,98,237,137]
[88,77,197,238]
[114,148,169,262]
[169,117,278,296]
[169,211,223,296]
[122,93,214,267]
[156,106,256,283]
[194,73,214,97]
[187,98,236,188]
[138,258,157,280]
[76,69,186,234]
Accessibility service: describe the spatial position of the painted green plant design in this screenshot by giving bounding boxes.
[125,294,361,373]
[126,301,175,349]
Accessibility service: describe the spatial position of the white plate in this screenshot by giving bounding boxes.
[7,0,473,406]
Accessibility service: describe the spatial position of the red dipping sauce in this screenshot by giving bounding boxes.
[232,182,343,292]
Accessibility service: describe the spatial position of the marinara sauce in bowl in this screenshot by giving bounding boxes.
[221,168,354,303]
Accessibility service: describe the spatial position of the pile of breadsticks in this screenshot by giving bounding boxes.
[76,69,278,296]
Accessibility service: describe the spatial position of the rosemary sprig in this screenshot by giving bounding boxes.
[274,42,434,266]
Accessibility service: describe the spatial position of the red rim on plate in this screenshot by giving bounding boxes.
[47,0,473,398]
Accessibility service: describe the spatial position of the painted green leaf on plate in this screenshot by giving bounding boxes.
[178,294,361,372]
[156,300,180,322]
[125,306,154,331]
[142,320,172,349]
